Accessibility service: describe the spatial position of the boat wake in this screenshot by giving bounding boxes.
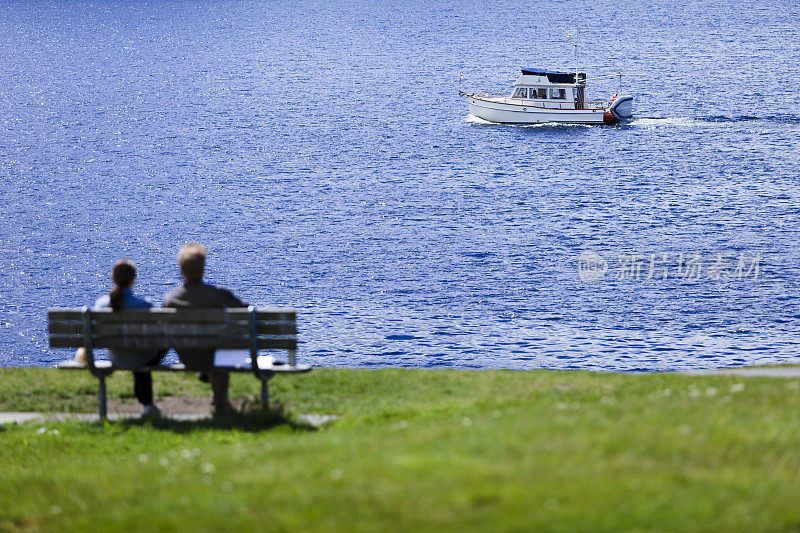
[703,114,800,125]
[465,114,495,125]
[630,117,704,128]
[630,114,800,129]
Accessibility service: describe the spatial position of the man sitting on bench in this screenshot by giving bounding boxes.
[163,243,246,415]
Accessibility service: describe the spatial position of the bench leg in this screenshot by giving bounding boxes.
[260,377,269,410]
[98,375,107,420]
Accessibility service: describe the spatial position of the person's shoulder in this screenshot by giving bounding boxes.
[93,294,111,309]
[162,286,184,303]
[163,287,180,299]
[127,291,154,310]
[205,283,246,306]
[209,284,235,297]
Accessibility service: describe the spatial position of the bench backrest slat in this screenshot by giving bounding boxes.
[49,335,297,350]
[48,308,298,351]
[49,308,296,321]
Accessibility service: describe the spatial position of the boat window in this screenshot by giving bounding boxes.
[536,88,548,99]
[513,88,527,98]
[550,88,566,99]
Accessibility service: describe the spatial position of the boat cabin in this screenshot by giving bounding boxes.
[511,69,587,109]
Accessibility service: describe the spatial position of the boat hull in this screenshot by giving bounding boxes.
[467,96,606,124]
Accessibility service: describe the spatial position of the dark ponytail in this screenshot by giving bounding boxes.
[109,260,137,312]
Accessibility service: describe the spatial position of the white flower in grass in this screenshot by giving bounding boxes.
[705,387,718,397]
[730,383,745,393]
[392,420,409,431]
[329,469,343,480]
[461,417,473,427]
[200,462,215,475]
[138,454,149,463]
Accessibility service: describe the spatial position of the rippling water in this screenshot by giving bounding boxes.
[1,0,799,370]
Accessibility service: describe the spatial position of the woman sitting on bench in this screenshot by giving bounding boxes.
[79,260,164,417]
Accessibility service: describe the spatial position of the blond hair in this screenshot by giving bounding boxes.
[178,243,207,283]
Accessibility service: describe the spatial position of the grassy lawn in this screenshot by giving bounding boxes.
[1,367,800,531]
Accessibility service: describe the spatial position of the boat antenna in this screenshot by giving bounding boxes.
[573,29,579,83]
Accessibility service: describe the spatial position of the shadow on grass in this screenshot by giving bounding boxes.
[116,404,316,434]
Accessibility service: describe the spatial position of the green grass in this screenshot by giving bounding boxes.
[1,367,800,532]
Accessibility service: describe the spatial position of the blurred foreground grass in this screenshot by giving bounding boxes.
[1,367,799,532]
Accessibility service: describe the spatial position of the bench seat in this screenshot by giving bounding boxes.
[56,359,312,374]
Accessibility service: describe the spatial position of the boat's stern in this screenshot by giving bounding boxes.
[608,95,634,122]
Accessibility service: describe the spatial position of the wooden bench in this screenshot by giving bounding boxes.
[48,306,311,419]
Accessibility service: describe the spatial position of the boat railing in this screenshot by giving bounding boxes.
[468,92,611,111]
[468,93,611,103]
[581,100,610,110]
[469,91,511,97]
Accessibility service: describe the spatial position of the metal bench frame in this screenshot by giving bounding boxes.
[48,306,311,419]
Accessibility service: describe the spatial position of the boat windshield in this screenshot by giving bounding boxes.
[513,87,567,100]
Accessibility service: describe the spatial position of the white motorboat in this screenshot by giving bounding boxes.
[460,69,633,125]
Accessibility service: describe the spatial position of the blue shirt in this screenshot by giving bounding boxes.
[94,288,154,312]
[93,288,159,369]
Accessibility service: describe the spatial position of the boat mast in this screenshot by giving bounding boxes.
[574,30,579,84]
[573,30,585,109]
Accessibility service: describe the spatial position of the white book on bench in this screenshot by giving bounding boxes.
[214,350,275,369]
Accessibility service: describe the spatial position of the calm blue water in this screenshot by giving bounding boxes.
[1,0,799,370]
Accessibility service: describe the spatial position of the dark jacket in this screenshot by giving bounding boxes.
[163,281,247,370]
[163,282,246,310]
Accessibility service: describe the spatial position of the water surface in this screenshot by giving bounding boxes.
[1,0,799,370]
